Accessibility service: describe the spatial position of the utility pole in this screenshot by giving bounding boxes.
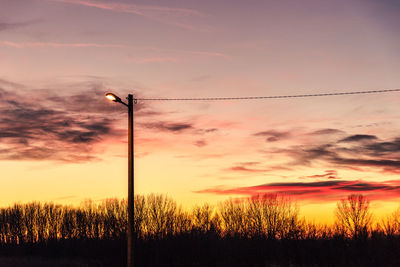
[127,94,134,267]
[105,93,135,267]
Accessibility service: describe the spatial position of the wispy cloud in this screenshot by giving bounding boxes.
[254,130,291,142]
[0,88,117,162]
[228,166,269,173]
[127,56,180,64]
[196,128,218,134]
[267,133,400,174]
[339,134,378,143]
[308,128,344,136]
[188,51,230,59]
[0,20,38,32]
[0,79,158,162]
[299,170,339,180]
[139,121,193,133]
[51,0,202,15]
[0,41,229,61]
[194,140,207,147]
[0,41,126,48]
[244,127,400,177]
[195,180,400,202]
[50,0,209,31]
[226,162,270,173]
[0,78,226,162]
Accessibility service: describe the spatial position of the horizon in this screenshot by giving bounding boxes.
[0,193,398,225]
[1,0,400,225]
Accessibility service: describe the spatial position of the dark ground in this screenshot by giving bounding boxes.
[1,236,400,267]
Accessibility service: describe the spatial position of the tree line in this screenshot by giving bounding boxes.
[0,193,399,245]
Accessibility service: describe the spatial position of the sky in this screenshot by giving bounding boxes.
[1,0,400,223]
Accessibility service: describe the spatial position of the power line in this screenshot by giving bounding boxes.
[136,88,400,101]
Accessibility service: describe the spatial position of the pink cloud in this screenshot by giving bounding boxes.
[194,140,207,147]
[0,78,160,163]
[299,170,339,179]
[0,41,126,48]
[195,180,400,203]
[189,51,230,59]
[50,0,209,31]
[52,0,201,15]
[126,56,180,64]
[0,41,229,60]
[52,0,143,15]
[228,166,270,173]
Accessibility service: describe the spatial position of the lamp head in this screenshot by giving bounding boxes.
[105,93,121,103]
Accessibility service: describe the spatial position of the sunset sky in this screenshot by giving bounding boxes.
[1,0,400,223]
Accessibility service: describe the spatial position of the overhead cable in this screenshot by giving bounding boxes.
[136,88,400,101]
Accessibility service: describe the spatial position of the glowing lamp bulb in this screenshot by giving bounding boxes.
[105,93,119,102]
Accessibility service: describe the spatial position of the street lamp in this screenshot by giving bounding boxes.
[105,93,134,267]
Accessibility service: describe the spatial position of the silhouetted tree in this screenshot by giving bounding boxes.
[0,194,399,266]
[192,204,214,234]
[146,194,177,237]
[134,195,147,237]
[218,199,247,237]
[381,205,400,237]
[1,193,399,247]
[246,194,300,239]
[334,194,373,239]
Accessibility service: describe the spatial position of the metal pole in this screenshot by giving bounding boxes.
[127,94,134,267]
